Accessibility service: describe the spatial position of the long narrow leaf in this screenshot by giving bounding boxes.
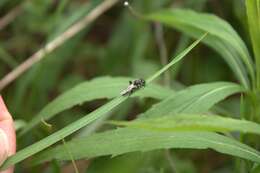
[146,32,207,83]
[0,96,126,170]
[19,76,174,136]
[246,0,260,88]
[32,128,260,164]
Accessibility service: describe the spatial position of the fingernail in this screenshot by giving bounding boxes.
[0,128,9,166]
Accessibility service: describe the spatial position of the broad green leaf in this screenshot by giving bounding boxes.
[141,82,244,119]
[110,114,260,134]
[0,32,206,171]
[146,9,254,89]
[32,128,260,164]
[246,0,260,88]
[19,76,174,136]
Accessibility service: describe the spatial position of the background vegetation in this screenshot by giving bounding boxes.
[0,0,260,172]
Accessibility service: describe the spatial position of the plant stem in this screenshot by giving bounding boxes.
[147,32,208,84]
[154,23,171,86]
[62,138,79,173]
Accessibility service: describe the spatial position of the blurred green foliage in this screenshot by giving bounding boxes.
[1,0,260,173]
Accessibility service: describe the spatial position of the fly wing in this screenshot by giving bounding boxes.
[120,84,134,96]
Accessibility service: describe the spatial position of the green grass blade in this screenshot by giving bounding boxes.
[0,96,127,170]
[246,0,260,88]
[146,9,254,89]
[141,82,244,119]
[0,32,206,171]
[19,76,174,136]
[109,114,260,134]
[146,32,207,83]
[32,128,260,164]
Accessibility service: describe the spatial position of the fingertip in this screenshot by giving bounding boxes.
[0,96,16,173]
[0,96,15,152]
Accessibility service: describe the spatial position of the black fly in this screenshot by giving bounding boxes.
[120,78,145,96]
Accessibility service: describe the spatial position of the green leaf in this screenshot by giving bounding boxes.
[246,0,260,88]
[141,82,244,119]
[19,76,174,136]
[0,32,206,171]
[110,114,260,134]
[146,9,254,89]
[32,128,260,164]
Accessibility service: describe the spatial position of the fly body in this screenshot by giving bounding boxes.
[120,78,145,96]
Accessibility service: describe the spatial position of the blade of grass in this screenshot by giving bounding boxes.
[19,76,174,136]
[0,96,126,170]
[246,0,260,88]
[0,33,207,170]
[147,32,207,83]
